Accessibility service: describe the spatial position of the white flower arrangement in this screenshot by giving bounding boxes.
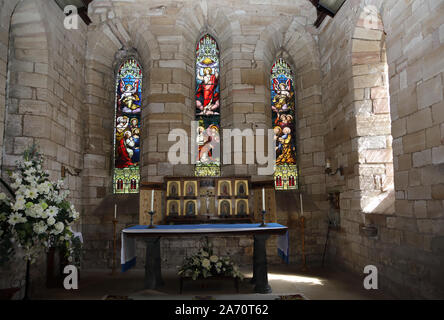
[177,237,244,281]
[0,145,80,264]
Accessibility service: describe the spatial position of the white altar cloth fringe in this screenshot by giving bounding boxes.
[121,233,136,272]
[277,231,289,264]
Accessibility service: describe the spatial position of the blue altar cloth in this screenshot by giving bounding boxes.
[125,223,285,231]
[121,223,289,272]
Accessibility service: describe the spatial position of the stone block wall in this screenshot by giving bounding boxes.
[81,0,328,270]
[0,0,20,169]
[0,0,87,295]
[1,0,441,299]
[320,0,444,299]
[2,0,86,208]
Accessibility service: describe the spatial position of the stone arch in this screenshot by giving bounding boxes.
[175,3,237,117]
[83,18,155,200]
[256,17,324,186]
[0,0,21,170]
[351,4,395,215]
[170,4,237,177]
[255,17,322,115]
[3,0,51,172]
[255,16,326,262]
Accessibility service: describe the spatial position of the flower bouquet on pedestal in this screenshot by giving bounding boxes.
[177,237,244,281]
[0,145,80,299]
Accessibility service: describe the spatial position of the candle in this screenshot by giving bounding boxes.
[150,189,154,212]
[300,193,304,217]
[326,158,331,169]
[262,187,265,211]
[114,204,117,220]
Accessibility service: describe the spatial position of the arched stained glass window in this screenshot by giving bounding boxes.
[113,59,142,194]
[271,58,299,190]
[194,34,221,177]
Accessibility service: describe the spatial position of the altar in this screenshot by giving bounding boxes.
[127,177,285,293]
[121,223,288,294]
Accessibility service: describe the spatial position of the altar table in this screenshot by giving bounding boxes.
[121,223,288,294]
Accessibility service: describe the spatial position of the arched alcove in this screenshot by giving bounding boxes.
[351,5,395,215]
[3,0,50,172]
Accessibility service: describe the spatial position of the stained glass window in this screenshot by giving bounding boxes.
[195,34,221,177]
[113,59,142,194]
[271,59,299,190]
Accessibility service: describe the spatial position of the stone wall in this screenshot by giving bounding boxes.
[1,0,442,299]
[81,0,328,270]
[320,0,444,299]
[0,0,20,169]
[2,0,86,209]
[0,0,87,296]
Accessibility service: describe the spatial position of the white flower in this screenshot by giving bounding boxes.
[210,255,219,263]
[25,167,36,175]
[46,206,59,217]
[24,187,38,200]
[72,211,80,220]
[0,193,7,202]
[25,206,35,218]
[11,172,21,180]
[37,183,50,194]
[10,181,21,190]
[56,180,64,189]
[53,222,64,235]
[47,216,56,226]
[8,213,26,226]
[24,161,33,167]
[202,259,211,269]
[11,197,26,211]
[33,221,47,234]
[40,207,49,219]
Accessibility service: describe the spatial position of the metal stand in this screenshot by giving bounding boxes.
[260,210,267,227]
[322,223,331,268]
[300,216,308,272]
[111,219,118,275]
[23,260,30,300]
[148,211,156,229]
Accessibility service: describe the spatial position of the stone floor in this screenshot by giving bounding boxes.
[31,265,392,300]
